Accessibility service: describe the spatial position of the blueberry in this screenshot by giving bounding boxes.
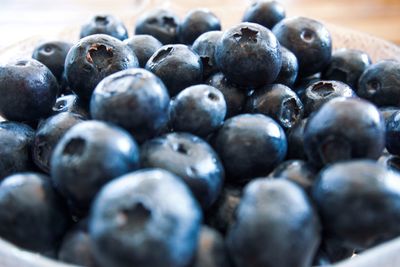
[213,114,287,183]
[322,48,371,90]
[89,168,202,267]
[192,31,223,79]
[242,0,285,29]
[80,14,128,41]
[246,83,303,130]
[169,85,226,137]
[192,226,230,267]
[65,34,138,102]
[378,153,400,173]
[275,46,299,87]
[178,9,221,45]
[0,122,35,180]
[215,22,281,88]
[33,112,85,173]
[302,80,356,116]
[0,173,69,255]
[227,179,321,267]
[207,72,248,118]
[273,17,332,77]
[140,132,224,209]
[385,111,400,156]
[286,118,307,160]
[380,106,400,124]
[90,68,170,143]
[32,41,73,81]
[51,120,140,213]
[304,97,385,167]
[52,94,89,118]
[358,60,400,107]
[0,59,59,122]
[135,9,180,44]
[146,44,203,96]
[123,34,162,67]
[314,238,354,265]
[293,73,321,99]
[268,160,317,193]
[312,160,400,249]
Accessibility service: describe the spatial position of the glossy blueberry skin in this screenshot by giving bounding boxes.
[135,9,180,45]
[273,16,332,77]
[192,31,223,79]
[58,223,99,267]
[247,84,304,130]
[80,14,128,41]
[286,118,307,160]
[52,94,89,118]
[322,49,371,90]
[358,60,400,107]
[0,173,69,255]
[275,46,298,87]
[303,80,356,116]
[65,34,138,102]
[90,68,170,143]
[32,41,73,81]
[178,9,221,45]
[33,112,85,173]
[51,121,140,213]
[89,168,202,267]
[0,59,59,122]
[140,132,224,209]
[0,122,35,180]
[386,111,400,156]
[146,44,203,96]
[268,160,317,193]
[169,85,226,137]
[242,0,286,29]
[207,72,248,118]
[213,114,287,183]
[192,226,230,267]
[215,22,281,88]
[123,34,162,67]
[227,179,321,267]
[304,97,385,167]
[312,160,400,249]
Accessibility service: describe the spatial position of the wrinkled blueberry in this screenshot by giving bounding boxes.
[213,114,287,183]
[33,112,85,173]
[169,85,226,137]
[141,132,224,209]
[51,121,140,213]
[192,31,223,79]
[135,9,180,44]
[146,44,203,96]
[65,34,138,102]
[304,98,385,167]
[215,22,281,88]
[358,60,400,107]
[273,16,332,77]
[0,173,69,255]
[90,68,170,143]
[80,14,128,41]
[312,160,400,249]
[242,0,286,29]
[246,83,303,130]
[322,48,371,90]
[227,179,320,267]
[123,34,162,67]
[275,46,299,87]
[89,168,202,267]
[32,41,73,81]
[178,9,221,45]
[0,59,59,121]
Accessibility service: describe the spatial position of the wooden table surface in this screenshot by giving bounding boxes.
[0,0,399,50]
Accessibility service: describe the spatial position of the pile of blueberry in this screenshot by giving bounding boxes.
[1,1,400,267]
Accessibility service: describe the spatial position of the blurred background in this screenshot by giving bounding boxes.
[0,0,399,50]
